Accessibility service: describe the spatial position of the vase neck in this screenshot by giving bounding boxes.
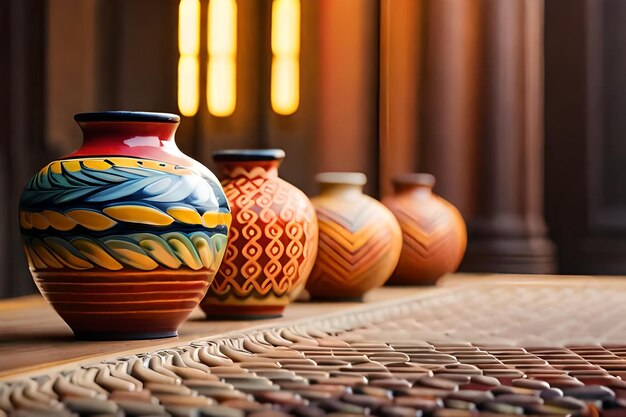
[315,172,367,199]
[392,173,436,196]
[216,160,281,179]
[68,121,180,161]
[319,183,364,198]
[213,149,285,179]
[394,184,433,197]
[79,121,177,142]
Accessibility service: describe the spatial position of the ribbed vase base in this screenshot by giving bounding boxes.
[73,330,178,341]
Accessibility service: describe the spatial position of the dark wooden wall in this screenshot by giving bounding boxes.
[3,0,626,297]
[545,0,626,274]
[1,0,48,297]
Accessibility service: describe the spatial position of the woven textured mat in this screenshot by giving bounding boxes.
[3,282,626,416]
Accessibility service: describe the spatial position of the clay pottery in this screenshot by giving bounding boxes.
[18,111,231,340]
[201,149,318,319]
[382,173,467,285]
[306,173,402,300]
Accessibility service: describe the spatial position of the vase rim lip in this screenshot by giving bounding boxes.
[212,149,286,162]
[74,111,181,124]
[315,172,367,186]
[393,173,436,187]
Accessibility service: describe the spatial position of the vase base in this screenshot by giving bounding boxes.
[309,296,365,302]
[73,330,178,341]
[385,280,440,286]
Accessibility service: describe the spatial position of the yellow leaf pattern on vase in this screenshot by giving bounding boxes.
[31,240,64,269]
[210,234,228,272]
[202,212,231,228]
[26,247,47,269]
[167,207,203,225]
[21,156,230,273]
[66,209,117,231]
[22,231,227,271]
[103,205,174,226]
[41,210,77,231]
[49,161,62,174]
[133,233,183,269]
[62,160,82,172]
[81,159,114,171]
[163,232,203,271]
[190,234,213,269]
[29,213,50,230]
[103,239,159,271]
[43,237,94,270]
[19,212,32,229]
[71,238,124,271]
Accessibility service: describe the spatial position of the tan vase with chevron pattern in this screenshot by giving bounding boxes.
[306,173,402,300]
[382,173,467,285]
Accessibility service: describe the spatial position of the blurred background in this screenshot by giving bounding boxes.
[1,0,624,297]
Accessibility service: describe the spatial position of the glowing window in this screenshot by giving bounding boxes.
[207,0,237,117]
[271,0,300,115]
[177,0,201,117]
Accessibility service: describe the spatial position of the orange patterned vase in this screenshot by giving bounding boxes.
[382,173,467,285]
[306,173,402,300]
[200,149,318,319]
[18,112,231,340]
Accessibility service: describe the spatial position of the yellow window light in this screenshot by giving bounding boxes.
[178,56,200,118]
[178,0,201,117]
[271,0,300,115]
[207,59,236,117]
[271,0,300,56]
[271,56,299,116]
[179,0,200,56]
[209,0,237,55]
[207,0,237,117]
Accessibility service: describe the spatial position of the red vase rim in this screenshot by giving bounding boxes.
[74,111,180,124]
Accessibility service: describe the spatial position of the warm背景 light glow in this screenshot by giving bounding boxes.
[178,0,201,117]
[271,0,300,115]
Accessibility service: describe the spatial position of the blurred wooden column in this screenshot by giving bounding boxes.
[316,0,380,196]
[405,0,555,273]
[378,0,421,197]
[462,0,555,273]
[418,0,479,216]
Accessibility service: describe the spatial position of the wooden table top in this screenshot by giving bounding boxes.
[1,273,625,381]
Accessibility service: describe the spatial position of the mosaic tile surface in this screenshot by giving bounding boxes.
[3,283,626,416]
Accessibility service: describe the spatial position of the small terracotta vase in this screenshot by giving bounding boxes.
[382,173,467,285]
[306,173,402,300]
[201,149,318,319]
[18,111,231,340]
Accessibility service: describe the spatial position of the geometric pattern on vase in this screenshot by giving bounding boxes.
[201,151,318,319]
[391,204,463,267]
[19,124,231,340]
[306,174,402,300]
[382,174,467,286]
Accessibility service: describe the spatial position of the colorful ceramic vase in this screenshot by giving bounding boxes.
[382,173,467,285]
[306,173,402,300]
[201,149,318,319]
[18,112,231,340]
